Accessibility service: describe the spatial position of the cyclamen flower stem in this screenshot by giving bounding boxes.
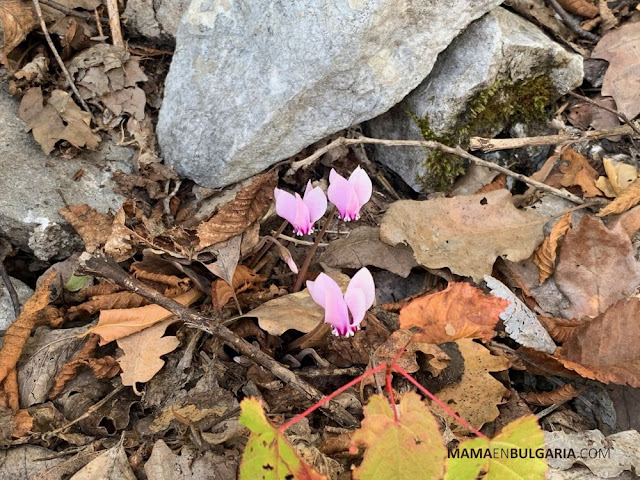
[279,362,386,433]
[292,206,336,292]
[250,220,288,269]
[393,363,488,439]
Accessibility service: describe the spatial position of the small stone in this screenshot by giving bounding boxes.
[157,0,502,189]
[364,7,583,191]
[0,78,132,261]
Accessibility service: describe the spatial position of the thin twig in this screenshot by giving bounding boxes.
[40,0,108,23]
[94,8,105,38]
[567,91,640,137]
[470,125,636,152]
[292,136,585,205]
[293,206,336,292]
[546,0,600,42]
[276,233,329,247]
[105,0,124,48]
[0,263,20,319]
[32,0,93,114]
[78,252,358,428]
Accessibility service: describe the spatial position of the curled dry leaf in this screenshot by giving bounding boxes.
[598,157,637,197]
[197,172,277,250]
[555,215,640,318]
[430,339,510,433]
[532,213,572,284]
[380,190,545,282]
[84,288,201,344]
[399,282,509,344]
[69,443,136,480]
[556,0,598,17]
[592,22,640,120]
[0,273,55,384]
[68,291,149,317]
[537,315,587,343]
[130,264,190,290]
[117,318,181,389]
[49,335,99,399]
[520,383,582,407]
[86,356,120,379]
[597,178,640,216]
[212,265,265,313]
[0,0,37,65]
[19,88,100,155]
[557,298,640,387]
[59,205,113,253]
[553,148,602,198]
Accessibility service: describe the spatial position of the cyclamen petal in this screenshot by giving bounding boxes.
[274,184,327,235]
[349,166,373,208]
[302,181,328,225]
[328,167,371,221]
[292,193,312,235]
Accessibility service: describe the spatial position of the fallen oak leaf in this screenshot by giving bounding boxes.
[197,172,277,250]
[380,190,545,282]
[597,177,640,216]
[212,265,265,313]
[399,282,509,344]
[59,204,113,253]
[536,315,587,343]
[117,318,180,390]
[555,215,640,318]
[554,148,602,198]
[532,212,572,284]
[83,288,201,344]
[68,291,149,317]
[485,276,556,354]
[0,273,55,384]
[599,157,637,197]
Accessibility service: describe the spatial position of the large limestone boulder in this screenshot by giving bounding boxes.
[0,78,131,261]
[364,7,584,191]
[157,0,502,189]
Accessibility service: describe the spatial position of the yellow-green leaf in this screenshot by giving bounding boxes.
[446,415,547,480]
[238,398,326,480]
[350,392,447,480]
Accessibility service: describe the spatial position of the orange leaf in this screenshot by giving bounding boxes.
[212,265,264,312]
[557,0,598,17]
[597,177,640,216]
[399,283,509,344]
[49,335,100,399]
[84,288,202,344]
[59,204,113,253]
[532,213,572,284]
[556,297,640,387]
[554,148,602,197]
[521,384,582,406]
[68,291,149,317]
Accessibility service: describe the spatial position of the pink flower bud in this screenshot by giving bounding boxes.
[306,267,375,337]
[327,166,372,222]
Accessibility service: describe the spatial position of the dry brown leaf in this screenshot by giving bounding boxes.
[212,265,264,313]
[69,443,136,480]
[0,273,55,384]
[616,205,640,237]
[555,215,640,318]
[532,213,572,284]
[319,226,418,278]
[475,173,506,194]
[364,329,449,388]
[597,178,640,216]
[68,291,149,317]
[0,0,37,65]
[59,205,114,253]
[84,289,201,344]
[556,298,640,387]
[20,88,100,154]
[49,335,99,399]
[79,282,122,299]
[554,148,602,198]
[537,315,587,343]
[430,339,510,433]
[600,157,637,196]
[202,235,242,285]
[380,189,545,282]
[521,384,582,406]
[104,207,138,262]
[597,0,618,32]
[399,282,509,344]
[568,96,621,134]
[196,172,277,250]
[130,264,190,290]
[86,356,120,379]
[592,22,640,120]
[0,369,19,410]
[11,409,32,438]
[556,0,598,17]
[117,318,180,389]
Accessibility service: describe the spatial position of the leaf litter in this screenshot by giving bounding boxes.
[4,3,640,479]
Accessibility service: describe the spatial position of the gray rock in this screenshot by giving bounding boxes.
[0,75,132,261]
[365,7,583,191]
[123,0,190,42]
[158,0,502,189]
[0,277,33,330]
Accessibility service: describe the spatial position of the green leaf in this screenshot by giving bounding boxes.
[350,392,447,480]
[65,274,88,292]
[238,397,326,480]
[446,415,547,480]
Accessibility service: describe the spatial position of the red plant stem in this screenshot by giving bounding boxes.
[292,206,336,292]
[385,366,399,423]
[279,362,386,433]
[393,363,488,439]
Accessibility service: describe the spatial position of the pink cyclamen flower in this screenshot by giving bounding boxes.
[306,267,375,337]
[327,166,372,221]
[274,181,327,235]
